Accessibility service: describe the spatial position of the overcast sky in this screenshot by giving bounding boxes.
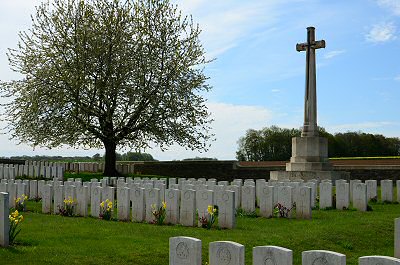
[0,0,399,160]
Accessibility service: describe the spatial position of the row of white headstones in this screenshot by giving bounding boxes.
[169,233,400,265]
[0,163,64,180]
[0,177,398,226]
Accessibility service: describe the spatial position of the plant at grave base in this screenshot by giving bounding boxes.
[15,194,28,212]
[369,196,377,203]
[151,201,167,225]
[99,199,113,220]
[235,208,258,218]
[9,210,24,245]
[274,202,295,218]
[199,205,218,229]
[58,197,76,217]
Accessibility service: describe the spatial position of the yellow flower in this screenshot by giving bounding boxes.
[162,201,167,209]
[100,201,105,208]
[207,205,214,215]
[15,198,20,203]
[20,215,24,222]
[14,220,19,224]
[12,210,19,218]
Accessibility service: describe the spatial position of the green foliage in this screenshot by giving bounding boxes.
[237,125,400,161]
[2,201,399,265]
[236,126,301,161]
[117,151,156,162]
[1,0,212,175]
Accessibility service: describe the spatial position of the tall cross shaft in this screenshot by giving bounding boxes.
[296,27,325,137]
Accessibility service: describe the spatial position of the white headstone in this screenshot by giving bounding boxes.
[217,190,235,229]
[38,180,45,198]
[76,185,88,217]
[53,185,65,214]
[102,186,115,210]
[42,184,53,214]
[297,186,312,219]
[29,180,38,199]
[7,182,17,209]
[365,180,377,201]
[353,183,367,212]
[131,187,145,222]
[253,246,292,265]
[145,188,161,223]
[381,180,393,202]
[304,182,317,208]
[0,192,9,247]
[180,189,196,227]
[226,185,241,210]
[336,182,349,210]
[259,185,274,218]
[319,182,332,209]
[169,236,202,265]
[117,187,130,221]
[90,186,102,217]
[359,256,400,265]
[241,185,255,213]
[277,186,293,211]
[396,218,400,258]
[196,190,214,227]
[165,189,180,224]
[302,250,346,265]
[209,241,245,265]
[397,180,400,204]
[350,179,362,203]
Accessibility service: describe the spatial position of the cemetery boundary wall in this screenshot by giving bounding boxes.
[128,160,400,182]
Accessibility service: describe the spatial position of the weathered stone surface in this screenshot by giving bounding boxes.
[196,190,214,227]
[319,181,332,209]
[217,190,235,229]
[144,188,160,223]
[226,185,240,209]
[396,218,400,259]
[180,189,196,227]
[381,180,393,202]
[130,186,144,222]
[359,256,400,265]
[29,180,38,199]
[259,185,274,218]
[0,192,9,247]
[53,185,64,214]
[277,186,293,210]
[165,189,180,224]
[102,186,115,210]
[117,187,130,221]
[350,179,362,203]
[7,182,17,209]
[353,183,367,212]
[209,241,244,265]
[169,236,202,265]
[336,182,349,210]
[241,185,255,213]
[297,186,312,219]
[302,250,346,265]
[76,185,88,217]
[365,180,377,201]
[42,184,53,214]
[304,182,316,208]
[90,186,102,218]
[253,246,292,265]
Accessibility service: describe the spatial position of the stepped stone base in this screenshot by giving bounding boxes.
[269,170,350,182]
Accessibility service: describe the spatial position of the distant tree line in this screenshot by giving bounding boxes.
[4,151,156,162]
[236,126,400,161]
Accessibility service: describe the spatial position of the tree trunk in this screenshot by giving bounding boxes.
[103,140,120,176]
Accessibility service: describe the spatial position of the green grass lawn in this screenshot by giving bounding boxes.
[0,200,399,265]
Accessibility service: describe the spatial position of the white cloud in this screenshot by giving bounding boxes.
[377,0,400,16]
[271,89,281,93]
[176,1,281,58]
[324,50,346,59]
[147,102,274,160]
[365,22,397,43]
[395,75,400,81]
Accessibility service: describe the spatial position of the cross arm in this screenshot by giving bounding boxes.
[296,42,307,52]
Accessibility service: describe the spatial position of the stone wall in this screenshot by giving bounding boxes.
[129,161,400,182]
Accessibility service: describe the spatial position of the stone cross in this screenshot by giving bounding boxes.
[296,26,325,137]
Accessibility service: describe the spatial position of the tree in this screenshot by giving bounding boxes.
[1,0,213,176]
[236,126,301,161]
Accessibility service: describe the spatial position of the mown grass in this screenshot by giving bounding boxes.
[0,200,399,265]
